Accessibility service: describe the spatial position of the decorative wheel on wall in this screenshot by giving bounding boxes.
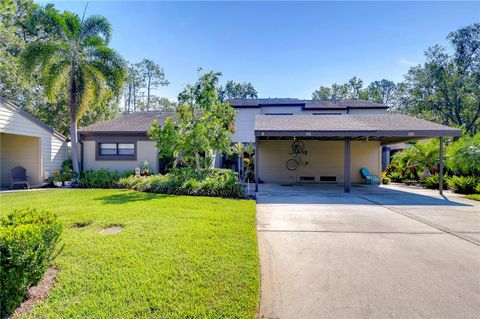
[286,159,299,171]
[291,140,305,155]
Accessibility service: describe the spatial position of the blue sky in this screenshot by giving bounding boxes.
[40,1,479,100]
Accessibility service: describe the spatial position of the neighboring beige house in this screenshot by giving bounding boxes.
[78,98,461,192]
[78,112,174,174]
[0,98,69,188]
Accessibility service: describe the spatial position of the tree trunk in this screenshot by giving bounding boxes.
[133,82,137,112]
[194,151,201,177]
[69,63,80,176]
[69,116,80,175]
[147,76,151,111]
[238,156,241,181]
[127,84,132,114]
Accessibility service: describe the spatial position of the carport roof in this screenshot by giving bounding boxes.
[254,114,461,144]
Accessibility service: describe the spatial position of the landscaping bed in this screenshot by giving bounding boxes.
[117,168,244,198]
[0,189,259,318]
[383,134,480,196]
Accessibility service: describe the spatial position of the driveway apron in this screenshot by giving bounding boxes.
[256,184,480,319]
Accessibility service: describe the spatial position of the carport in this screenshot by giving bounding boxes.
[254,114,461,193]
[0,98,69,188]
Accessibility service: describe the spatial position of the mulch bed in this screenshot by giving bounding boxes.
[12,268,58,318]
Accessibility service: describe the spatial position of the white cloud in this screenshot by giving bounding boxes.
[398,58,415,66]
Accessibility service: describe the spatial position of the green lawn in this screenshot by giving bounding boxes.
[466,194,480,201]
[0,189,259,318]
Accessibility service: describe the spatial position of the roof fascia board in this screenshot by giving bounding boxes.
[255,129,461,137]
[231,104,389,110]
[79,131,148,136]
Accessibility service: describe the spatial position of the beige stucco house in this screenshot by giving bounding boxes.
[78,98,461,192]
[0,98,69,188]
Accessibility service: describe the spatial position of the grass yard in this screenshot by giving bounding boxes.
[466,194,480,201]
[0,189,259,318]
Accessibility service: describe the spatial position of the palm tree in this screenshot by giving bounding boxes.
[22,7,126,174]
[411,139,439,179]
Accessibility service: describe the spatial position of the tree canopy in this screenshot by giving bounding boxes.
[21,3,127,173]
[0,0,127,135]
[311,23,479,135]
[312,77,398,105]
[123,59,169,113]
[219,80,258,100]
[400,24,480,135]
[149,71,235,175]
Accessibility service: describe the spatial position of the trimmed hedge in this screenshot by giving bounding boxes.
[118,168,244,198]
[0,209,62,316]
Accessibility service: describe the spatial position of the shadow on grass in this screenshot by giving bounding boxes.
[94,190,172,204]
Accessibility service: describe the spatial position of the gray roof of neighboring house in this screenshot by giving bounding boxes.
[255,114,461,137]
[0,97,68,141]
[79,111,177,134]
[227,98,388,109]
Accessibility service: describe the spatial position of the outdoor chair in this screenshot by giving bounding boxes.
[360,167,380,185]
[10,166,30,189]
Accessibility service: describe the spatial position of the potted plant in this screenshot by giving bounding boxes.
[62,170,76,187]
[51,169,64,187]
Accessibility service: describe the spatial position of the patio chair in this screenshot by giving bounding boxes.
[360,167,380,185]
[10,166,30,189]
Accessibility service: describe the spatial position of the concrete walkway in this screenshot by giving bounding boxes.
[256,184,480,319]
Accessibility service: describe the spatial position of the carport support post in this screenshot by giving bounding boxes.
[439,136,444,195]
[255,136,259,192]
[344,137,351,193]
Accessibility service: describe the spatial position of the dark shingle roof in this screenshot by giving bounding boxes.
[227,98,388,109]
[255,114,461,136]
[79,111,176,133]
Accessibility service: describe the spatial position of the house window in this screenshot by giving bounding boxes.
[99,143,117,155]
[97,142,136,160]
[264,113,294,115]
[117,143,135,155]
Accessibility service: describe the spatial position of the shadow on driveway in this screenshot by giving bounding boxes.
[256,183,472,206]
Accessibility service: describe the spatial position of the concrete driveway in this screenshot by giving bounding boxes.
[256,184,480,319]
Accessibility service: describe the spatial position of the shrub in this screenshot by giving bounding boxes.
[61,159,73,171]
[388,140,440,182]
[423,173,450,189]
[118,168,244,198]
[78,168,134,188]
[476,183,480,194]
[382,177,391,185]
[446,133,480,176]
[0,209,62,316]
[387,171,403,183]
[447,175,478,194]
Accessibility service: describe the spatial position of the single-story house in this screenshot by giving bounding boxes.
[78,98,461,193]
[0,97,69,188]
[78,111,176,174]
